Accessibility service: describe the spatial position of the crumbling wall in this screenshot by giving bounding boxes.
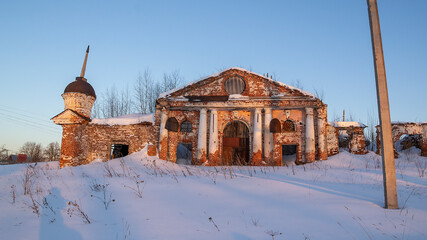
[326,124,339,156]
[376,122,424,156]
[348,127,366,154]
[85,123,157,162]
[164,110,199,164]
[60,124,90,167]
[272,109,304,165]
[331,122,367,155]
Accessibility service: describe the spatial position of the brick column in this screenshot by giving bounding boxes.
[422,123,427,157]
[253,108,262,165]
[317,108,327,160]
[263,108,273,162]
[349,127,367,154]
[158,108,168,160]
[305,108,315,163]
[208,109,219,164]
[197,108,207,164]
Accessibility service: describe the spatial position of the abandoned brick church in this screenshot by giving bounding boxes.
[52,49,376,168]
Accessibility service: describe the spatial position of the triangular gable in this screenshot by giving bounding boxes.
[158,67,318,100]
[51,109,91,125]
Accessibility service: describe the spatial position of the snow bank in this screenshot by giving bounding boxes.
[330,121,367,128]
[90,113,154,126]
[1,150,426,240]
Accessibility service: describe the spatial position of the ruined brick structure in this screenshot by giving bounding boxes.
[52,47,156,167]
[326,123,339,156]
[53,51,369,167]
[155,68,330,166]
[376,122,427,157]
[331,122,367,155]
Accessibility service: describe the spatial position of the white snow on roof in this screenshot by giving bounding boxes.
[229,94,249,100]
[158,67,317,99]
[330,121,367,128]
[90,113,154,126]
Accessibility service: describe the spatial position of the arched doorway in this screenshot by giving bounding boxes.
[223,121,250,165]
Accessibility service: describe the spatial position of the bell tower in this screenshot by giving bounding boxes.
[52,46,96,167]
[62,46,96,118]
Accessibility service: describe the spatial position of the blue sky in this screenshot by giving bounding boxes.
[0,0,426,153]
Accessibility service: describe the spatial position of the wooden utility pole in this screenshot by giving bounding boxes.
[367,0,398,209]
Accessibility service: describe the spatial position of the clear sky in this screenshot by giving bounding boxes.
[0,0,426,153]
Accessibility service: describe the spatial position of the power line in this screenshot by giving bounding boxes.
[0,111,60,131]
[0,106,53,124]
[0,113,61,136]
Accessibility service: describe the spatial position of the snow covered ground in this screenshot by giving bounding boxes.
[0,148,426,240]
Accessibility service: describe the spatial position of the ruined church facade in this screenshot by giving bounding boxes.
[155,68,329,166]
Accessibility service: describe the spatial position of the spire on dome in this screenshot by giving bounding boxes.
[79,45,90,80]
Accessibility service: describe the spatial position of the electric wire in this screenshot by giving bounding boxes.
[0,113,60,136]
[0,105,54,126]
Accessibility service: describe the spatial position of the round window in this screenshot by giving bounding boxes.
[225,76,246,94]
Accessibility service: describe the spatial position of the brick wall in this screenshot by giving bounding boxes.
[59,122,156,167]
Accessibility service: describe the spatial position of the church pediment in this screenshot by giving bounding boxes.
[158,68,319,102]
[51,109,90,125]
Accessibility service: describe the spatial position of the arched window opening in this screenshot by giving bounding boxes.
[166,117,179,132]
[180,121,192,132]
[283,120,296,132]
[223,121,250,165]
[270,119,281,133]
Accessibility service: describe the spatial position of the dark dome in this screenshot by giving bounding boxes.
[63,77,96,98]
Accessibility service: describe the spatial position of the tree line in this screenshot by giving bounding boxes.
[0,142,60,163]
[91,68,183,118]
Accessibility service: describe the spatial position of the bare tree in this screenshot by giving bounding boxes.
[134,68,152,114]
[91,100,101,118]
[147,70,184,113]
[313,88,325,102]
[94,68,184,116]
[97,85,133,118]
[290,79,304,90]
[20,142,43,162]
[366,110,378,151]
[0,145,9,162]
[44,142,60,162]
[105,86,119,118]
[118,85,133,116]
[162,70,183,93]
